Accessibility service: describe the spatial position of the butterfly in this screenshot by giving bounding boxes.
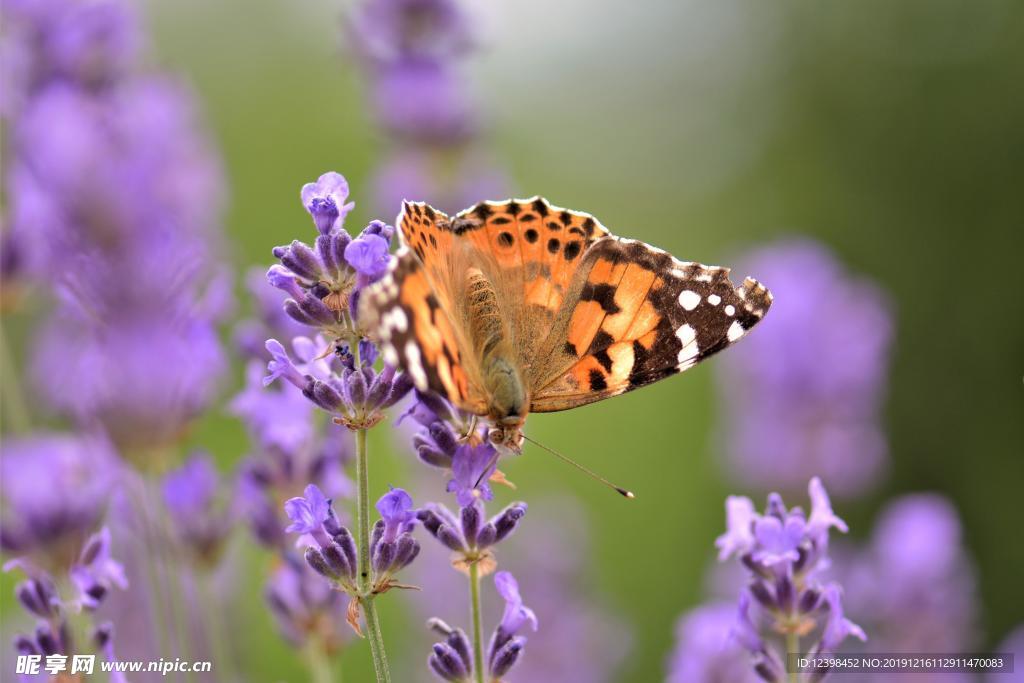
[360,197,772,453]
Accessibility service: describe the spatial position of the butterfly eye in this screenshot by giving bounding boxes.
[487,428,503,444]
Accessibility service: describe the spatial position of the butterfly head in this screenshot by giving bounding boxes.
[487,417,525,455]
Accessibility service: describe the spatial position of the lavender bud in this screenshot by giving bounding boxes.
[281,241,322,281]
[417,508,446,536]
[304,546,339,581]
[799,587,821,614]
[333,527,358,571]
[430,642,469,681]
[749,581,775,609]
[488,636,525,678]
[344,367,368,407]
[322,542,353,580]
[36,624,60,656]
[331,230,353,267]
[417,445,452,468]
[14,635,38,656]
[492,502,527,543]
[298,293,336,326]
[373,539,396,574]
[776,573,795,612]
[475,523,497,549]
[382,371,414,407]
[460,502,481,547]
[369,519,385,555]
[430,422,458,454]
[316,234,338,274]
[283,298,319,326]
[323,507,344,536]
[437,524,467,552]
[393,533,420,570]
[311,379,343,412]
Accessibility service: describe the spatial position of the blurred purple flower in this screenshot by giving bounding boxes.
[371,148,509,218]
[838,494,977,658]
[284,484,334,548]
[716,240,893,498]
[70,527,128,610]
[0,433,117,567]
[265,553,349,652]
[161,452,234,564]
[347,0,473,65]
[666,601,759,683]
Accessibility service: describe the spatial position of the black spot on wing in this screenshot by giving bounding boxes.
[588,329,615,355]
[593,348,613,373]
[563,241,582,261]
[524,228,539,243]
[580,282,620,314]
[498,231,514,247]
[547,238,561,254]
[588,369,607,391]
[563,341,578,357]
[532,198,549,217]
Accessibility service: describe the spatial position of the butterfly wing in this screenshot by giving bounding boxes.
[448,198,610,371]
[360,239,489,415]
[529,236,772,412]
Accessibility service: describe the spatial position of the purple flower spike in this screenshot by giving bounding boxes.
[376,487,415,543]
[301,171,355,234]
[344,231,391,283]
[714,478,861,683]
[494,571,538,636]
[284,484,333,548]
[447,443,497,507]
[70,527,128,610]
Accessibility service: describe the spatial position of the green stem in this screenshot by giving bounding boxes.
[198,570,235,681]
[468,562,485,683]
[787,631,800,683]
[0,320,31,433]
[355,425,390,682]
[303,640,336,683]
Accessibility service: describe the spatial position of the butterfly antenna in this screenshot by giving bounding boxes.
[522,434,635,499]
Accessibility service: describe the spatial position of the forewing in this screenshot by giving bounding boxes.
[359,247,488,415]
[529,237,772,412]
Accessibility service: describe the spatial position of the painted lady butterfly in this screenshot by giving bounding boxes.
[360,197,772,453]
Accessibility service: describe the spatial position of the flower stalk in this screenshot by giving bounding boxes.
[354,425,391,682]
[468,562,485,683]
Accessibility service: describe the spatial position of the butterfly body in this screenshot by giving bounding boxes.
[361,197,772,452]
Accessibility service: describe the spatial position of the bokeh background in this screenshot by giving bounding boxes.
[2,0,1023,681]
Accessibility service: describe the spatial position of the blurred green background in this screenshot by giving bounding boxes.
[9,0,1024,681]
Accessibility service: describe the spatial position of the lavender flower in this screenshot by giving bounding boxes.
[667,602,760,683]
[161,452,235,565]
[3,0,230,451]
[417,441,527,578]
[7,526,129,679]
[0,433,117,568]
[716,241,893,498]
[69,527,128,610]
[838,494,978,661]
[270,171,395,335]
[410,497,630,683]
[346,0,510,216]
[716,477,865,682]
[284,484,419,599]
[426,571,537,681]
[265,553,349,653]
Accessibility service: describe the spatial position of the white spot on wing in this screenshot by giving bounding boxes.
[678,290,701,311]
[383,345,399,367]
[727,321,745,342]
[725,304,736,316]
[707,294,721,306]
[675,324,699,363]
[404,341,428,390]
